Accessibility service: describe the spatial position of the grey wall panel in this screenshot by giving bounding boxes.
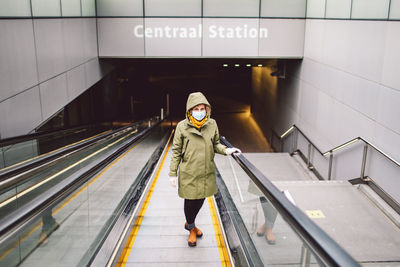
[0,87,42,138]
[261,0,306,18]
[145,0,201,17]
[67,65,86,101]
[0,0,31,17]
[83,18,98,60]
[31,0,61,17]
[98,18,145,57]
[376,85,400,135]
[390,0,400,19]
[306,0,326,18]
[202,18,259,57]
[352,0,390,19]
[381,22,400,91]
[85,58,102,88]
[97,0,143,17]
[325,0,352,19]
[144,18,201,57]
[34,19,66,82]
[258,19,305,57]
[0,20,38,102]
[63,19,85,69]
[61,0,81,17]
[82,0,96,17]
[203,0,259,17]
[39,74,68,120]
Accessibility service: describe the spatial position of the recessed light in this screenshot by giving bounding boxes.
[257,64,263,67]
[223,64,228,67]
[235,64,240,67]
[246,64,251,67]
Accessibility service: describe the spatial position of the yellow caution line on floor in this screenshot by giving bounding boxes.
[0,130,111,172]
[0,129,142,262]
[208,196,232,267]
[117,134,173,267]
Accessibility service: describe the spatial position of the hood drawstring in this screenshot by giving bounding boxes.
[188,111,208,130]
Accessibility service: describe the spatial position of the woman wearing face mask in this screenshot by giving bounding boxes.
[169,92,241,247]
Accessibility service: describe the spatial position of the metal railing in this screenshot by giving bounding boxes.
[220,136,360,267]
[271,124,400,214]
[271,125,400,181]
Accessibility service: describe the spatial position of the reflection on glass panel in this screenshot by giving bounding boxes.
[0,0,31,17]
[215,155,323,266]
[203,0,259,17]
[389,0,400,19]
[352,0,390,19]
[31,0,61,17]
[97,0,143,16]
[61,0,81,17]
[0,226,20,266]
[82,0,96,17]
[0,148,4,169]
[261,0,306,18]
[325,0,351,19]
[307,0,326,18]
[2,140,38,168]
[145,0,201,17]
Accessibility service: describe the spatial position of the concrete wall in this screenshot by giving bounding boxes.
[252,19,400,202]
[0,0,110,139]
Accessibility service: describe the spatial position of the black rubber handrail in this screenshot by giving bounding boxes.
[220,136,360,267]
[0,118,156,185]
[0,124,98,147]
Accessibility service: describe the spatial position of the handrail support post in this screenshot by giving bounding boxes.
[361,144,368,181]
[292,128,298,154]
[301,245,311,267]
[328,153,333,180]
[307,143,311,168]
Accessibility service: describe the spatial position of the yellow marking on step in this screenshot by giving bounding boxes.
[208,197,231,267]
[306,210,325,218]
[117,137,172,266]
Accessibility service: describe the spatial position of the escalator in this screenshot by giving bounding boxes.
[0,117,168,266]
[0,118,383,267]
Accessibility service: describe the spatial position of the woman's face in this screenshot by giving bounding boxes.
[191,104,206,114]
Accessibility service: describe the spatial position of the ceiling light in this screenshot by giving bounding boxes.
[246,64,251,67]
[223,64,228,67]
[235,64,240,67]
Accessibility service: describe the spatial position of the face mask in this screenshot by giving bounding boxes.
[192,110,206,121]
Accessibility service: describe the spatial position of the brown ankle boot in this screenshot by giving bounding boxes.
[188,228,197,247]
[185,222,203,237]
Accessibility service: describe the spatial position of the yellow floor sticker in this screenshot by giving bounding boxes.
[305,210,325,218]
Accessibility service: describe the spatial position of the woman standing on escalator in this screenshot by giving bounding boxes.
[169,92,241,247]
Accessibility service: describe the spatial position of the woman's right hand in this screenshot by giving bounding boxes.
[169,175,178,188]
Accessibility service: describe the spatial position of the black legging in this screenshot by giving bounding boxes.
[184,198,205,226]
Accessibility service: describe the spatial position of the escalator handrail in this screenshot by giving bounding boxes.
[220,136,360,267]
[0,124,97,147]
[0,117,158,189]
[0,119,161,240]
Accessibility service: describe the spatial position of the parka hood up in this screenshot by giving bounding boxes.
[186,92,211,120]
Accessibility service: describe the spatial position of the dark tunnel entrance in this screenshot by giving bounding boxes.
[105,58,276,152]
[38,58,300,153]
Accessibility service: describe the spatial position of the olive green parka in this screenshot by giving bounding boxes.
[169,92,227,199]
